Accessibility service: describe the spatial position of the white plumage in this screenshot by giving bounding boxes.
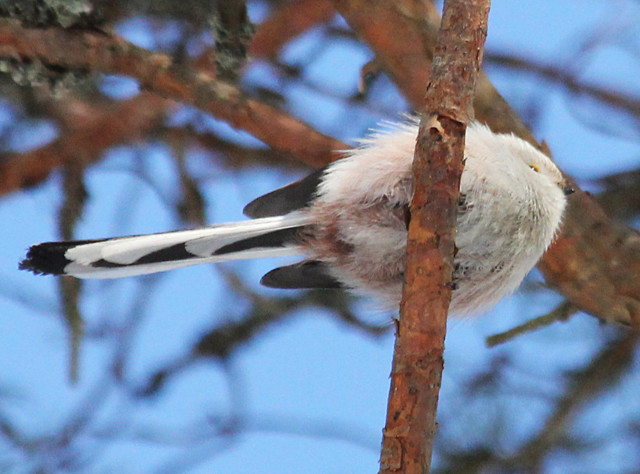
[21,120,571,316]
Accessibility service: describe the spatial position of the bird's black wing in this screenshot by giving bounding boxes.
[243,167,327,218]
[261,260,342,289]
[244,167,340,289]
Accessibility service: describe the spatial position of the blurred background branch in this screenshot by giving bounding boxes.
[0,0,639,472]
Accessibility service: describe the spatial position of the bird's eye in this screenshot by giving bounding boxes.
[529,164,540,172]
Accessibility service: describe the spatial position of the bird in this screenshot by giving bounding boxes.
[20,119,573,316]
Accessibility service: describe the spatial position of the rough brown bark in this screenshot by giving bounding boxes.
[379,2,490,473]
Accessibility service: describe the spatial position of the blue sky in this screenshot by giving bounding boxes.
[1,0,640,472]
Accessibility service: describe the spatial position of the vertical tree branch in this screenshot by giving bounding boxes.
[379,1,491,473]
[213,0,252,81]
[58,157,87,383]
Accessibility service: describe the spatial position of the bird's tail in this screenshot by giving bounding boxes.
[20,213,312,279]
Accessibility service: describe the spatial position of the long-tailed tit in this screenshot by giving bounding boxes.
[20,120,573,315]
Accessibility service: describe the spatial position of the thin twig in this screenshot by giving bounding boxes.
[486,301,577,347]
[58,157,87,383]
[498,333,639,471]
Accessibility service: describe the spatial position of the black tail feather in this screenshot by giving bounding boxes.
[19,239,105,275]
[214,227,302,256]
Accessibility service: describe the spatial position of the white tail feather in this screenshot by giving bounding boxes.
[59,213,312,279]
[67,247,303,279]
